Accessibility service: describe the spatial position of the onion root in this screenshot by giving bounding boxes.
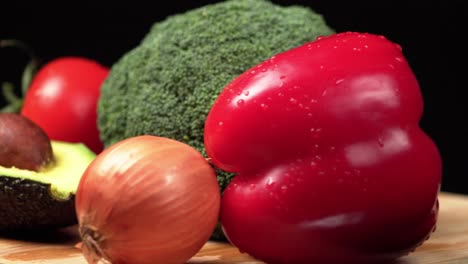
[80,225,111,264]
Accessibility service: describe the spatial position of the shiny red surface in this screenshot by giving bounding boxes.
[21,57,109,153]
[204,32,442,263]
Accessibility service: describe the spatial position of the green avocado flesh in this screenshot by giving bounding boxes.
[0,141,95,232]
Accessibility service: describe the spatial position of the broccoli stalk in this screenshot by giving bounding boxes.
[98,0,334,240]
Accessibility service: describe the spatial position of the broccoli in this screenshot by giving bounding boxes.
[98,0,334,240]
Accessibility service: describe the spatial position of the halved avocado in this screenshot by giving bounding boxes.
[0,141,95,232]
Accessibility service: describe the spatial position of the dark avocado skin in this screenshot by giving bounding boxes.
[0,176,76,233]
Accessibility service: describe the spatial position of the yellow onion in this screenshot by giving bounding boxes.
[75,135,220,264]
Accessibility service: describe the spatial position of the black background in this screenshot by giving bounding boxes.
[1,1,466,194]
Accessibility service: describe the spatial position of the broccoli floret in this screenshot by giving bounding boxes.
[98,0,334,240]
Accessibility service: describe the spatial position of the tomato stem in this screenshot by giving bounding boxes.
[0,39,39,113]
[1,82,23,113]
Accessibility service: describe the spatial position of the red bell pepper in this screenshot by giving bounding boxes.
[204,32,442,264]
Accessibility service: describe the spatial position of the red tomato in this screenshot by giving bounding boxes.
[21,57,109,153]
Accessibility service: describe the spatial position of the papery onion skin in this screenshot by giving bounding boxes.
[75,135,221,264]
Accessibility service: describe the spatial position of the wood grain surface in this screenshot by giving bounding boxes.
[0,192,467,264]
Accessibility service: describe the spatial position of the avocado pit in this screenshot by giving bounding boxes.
[0,113,53,171]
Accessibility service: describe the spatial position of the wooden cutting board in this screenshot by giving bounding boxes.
[0,192,467,264]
